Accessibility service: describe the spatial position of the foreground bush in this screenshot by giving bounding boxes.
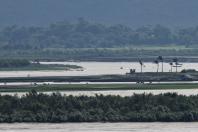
[0,91,198,122]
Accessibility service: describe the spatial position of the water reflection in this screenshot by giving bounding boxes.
[0,123,197,132]
[0,62,197,77]
[2,89,198,97]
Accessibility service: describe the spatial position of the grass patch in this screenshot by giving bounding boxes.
[0,83,198,93]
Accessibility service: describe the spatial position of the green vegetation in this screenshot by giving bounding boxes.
[0,22,174,49]
[1,20,198,49]
[0,91,198,122]
[2,48,198,61]
[0,59,82,71]
[0,83,198,93]
[0,59,30,68]
[4,48,198,61]
[1,21,198,60]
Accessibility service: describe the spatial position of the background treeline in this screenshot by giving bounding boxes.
[1,19,198,50]
[3,48,198,62]
[1,92,198,122]
[0,59,30,68]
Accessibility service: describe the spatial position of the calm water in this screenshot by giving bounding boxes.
[0,123,198,132]
[2,89,198,97]
[0,61,197,77]
[1,62,198,131]
[1,81,198,86]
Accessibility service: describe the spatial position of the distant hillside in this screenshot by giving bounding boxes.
[0,0,198,28]
[1,20,198,51]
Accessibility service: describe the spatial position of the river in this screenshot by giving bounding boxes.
[2,89,198,97]
[1,62,198,131]
[0,123,198,132]
[0,61,197,77]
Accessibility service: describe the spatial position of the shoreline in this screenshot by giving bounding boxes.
[1,83,198,93]
[31,57,198,63]
[0,72,196,82]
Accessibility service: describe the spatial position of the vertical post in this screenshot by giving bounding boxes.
[176,65,178,73]
[158,56,163,73]
[157,63,159,73]
[169,62,173,72]
[171,65,172,72]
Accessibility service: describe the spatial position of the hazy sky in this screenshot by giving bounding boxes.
[0,0,198,28]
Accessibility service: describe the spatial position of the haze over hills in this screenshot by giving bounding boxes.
[1,0,198,60]
[0,0,198,28]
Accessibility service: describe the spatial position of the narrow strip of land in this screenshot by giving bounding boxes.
[1,83,198,93]
[0,72,197,82]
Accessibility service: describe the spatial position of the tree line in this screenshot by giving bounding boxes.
[1,19,198,50]
[0,91,198,122]
[0,59,30,68]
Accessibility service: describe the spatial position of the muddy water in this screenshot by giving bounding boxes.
[0,62,197,77]
[0,123,198,132]
[2,89,198,97]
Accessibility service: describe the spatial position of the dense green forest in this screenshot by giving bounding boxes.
[0,59,82,71]
[0,92,198,122]
[1,20,198,50]
[0,59,30,68]
[2,20,198,60]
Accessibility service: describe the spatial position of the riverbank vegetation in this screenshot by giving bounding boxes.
[4,48,198,62]
[0,92,198,122]
[0,71,197,83]
[0,83,198,93]
[0,59,30,68]
[0,59,82,71]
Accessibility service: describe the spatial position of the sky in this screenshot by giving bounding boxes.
[0,0,198,28]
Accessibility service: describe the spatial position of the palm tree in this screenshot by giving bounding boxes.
[158,56,164,72]
[154,60,159,72]
[173,58,182,73]
[169,62,173,72]
[139,59,144,73]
